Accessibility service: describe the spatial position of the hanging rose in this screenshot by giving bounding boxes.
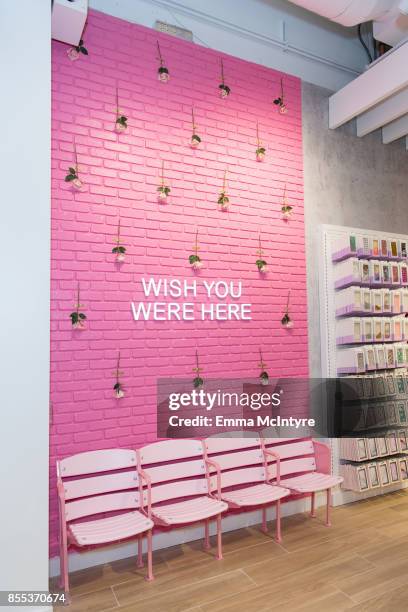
[255,122,266,161]
[282,203,293,219]
[115,115,128,132]
[70,284,86,330]
[260,371,269,386]
[158,161,170,202]
[190,107,201,148]
[112,217,126,262]
[65,142,82,189]
[218,59,231,98]
[189,230,203,270]
[191,134,201,149]
[281,312,293,328]
[256,146,266,162]
[113,382,124,399]
[281,291,294,328]
[158,185,170,201]
[281,184,293,219]
[193,350,204,388]
[65,166,82,190]
[70,311,86,329]
[114,86,128,133]
[113,352,124,398]
[218,169,229,210]
[189,254,203,269]
[258,348,269,386]
[256,259,268,273]
[256,233,268,273]
[112,245,126,262]
[67,39,88,61]
[274,78,287,114]
[218,191,229,210]
[157,41,169,82]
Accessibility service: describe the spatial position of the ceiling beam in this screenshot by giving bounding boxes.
[382,112,408,144]
[356,87,408,137]
[329,42,408,129]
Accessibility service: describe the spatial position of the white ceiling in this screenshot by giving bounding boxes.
[329,40,408,150]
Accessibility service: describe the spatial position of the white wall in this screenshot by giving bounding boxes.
[0,1,50,611]
[90,0,368,91]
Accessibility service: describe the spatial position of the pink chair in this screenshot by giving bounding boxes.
[136,439,228,559]
[57,449,154,594]
[203,435,290,543]
[262,435,343,526]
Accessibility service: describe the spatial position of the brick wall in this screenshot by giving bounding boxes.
[50,9,307,557]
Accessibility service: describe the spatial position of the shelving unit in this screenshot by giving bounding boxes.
[319,224,408,505]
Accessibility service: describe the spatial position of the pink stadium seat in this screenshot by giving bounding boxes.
[136,439,228,559]
[261,433,343,526]
[203,435,290,542]
[56,449,154,594]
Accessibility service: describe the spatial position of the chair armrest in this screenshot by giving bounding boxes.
[313,439,331,475]
[137,467,152,518]
[263,448,281,485]
[57,477,65,499]
[205,458,222,500]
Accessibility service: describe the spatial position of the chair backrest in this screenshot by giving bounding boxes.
[203,434,266,492]
[57,449,140,522]
[262,438,317,482]
[137,439,208,505]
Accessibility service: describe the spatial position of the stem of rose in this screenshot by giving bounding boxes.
[157,41,163,66]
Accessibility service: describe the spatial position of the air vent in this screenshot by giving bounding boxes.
[154,20,193,41]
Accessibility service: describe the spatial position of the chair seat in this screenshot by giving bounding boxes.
[282,472,343,493]
[68,511,153,546]
[221,483,290,508]
[152,496,228,525]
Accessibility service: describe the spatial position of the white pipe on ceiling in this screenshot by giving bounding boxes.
[286,0,408,45]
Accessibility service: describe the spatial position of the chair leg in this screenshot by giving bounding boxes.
[275,499,282,544]
[59,535,69,594]
[137,534,143,568]
[261,507,268,534]
[215,514,223,560]
[204,519,210,550]
[325,489,331,527]
[145,530,154,581]
[310,492,316,518]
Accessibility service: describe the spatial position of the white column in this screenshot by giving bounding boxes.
[0,1,51,611]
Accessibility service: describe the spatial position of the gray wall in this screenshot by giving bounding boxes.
[302,82,408,377]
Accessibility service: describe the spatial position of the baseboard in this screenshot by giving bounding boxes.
[49,496,313,577]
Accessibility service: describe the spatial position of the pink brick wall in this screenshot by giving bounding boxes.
[50,9,307,557]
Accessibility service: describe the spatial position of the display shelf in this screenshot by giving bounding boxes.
[319,224,408,505]
[332,234,408,263]
[340,456,408,492]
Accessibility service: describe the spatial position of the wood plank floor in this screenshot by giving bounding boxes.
[52,490,408,611]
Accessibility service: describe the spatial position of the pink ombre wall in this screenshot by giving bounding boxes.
[50,9,307,557]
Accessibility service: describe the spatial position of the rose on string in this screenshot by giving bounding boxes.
[67,38,88,61]
[70,283,86,330]
[157,41,169,82]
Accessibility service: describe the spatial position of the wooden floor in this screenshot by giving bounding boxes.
[52,490,408,612]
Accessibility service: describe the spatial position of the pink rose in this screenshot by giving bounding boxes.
[72,178,82,189]
[67,48,80,61]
